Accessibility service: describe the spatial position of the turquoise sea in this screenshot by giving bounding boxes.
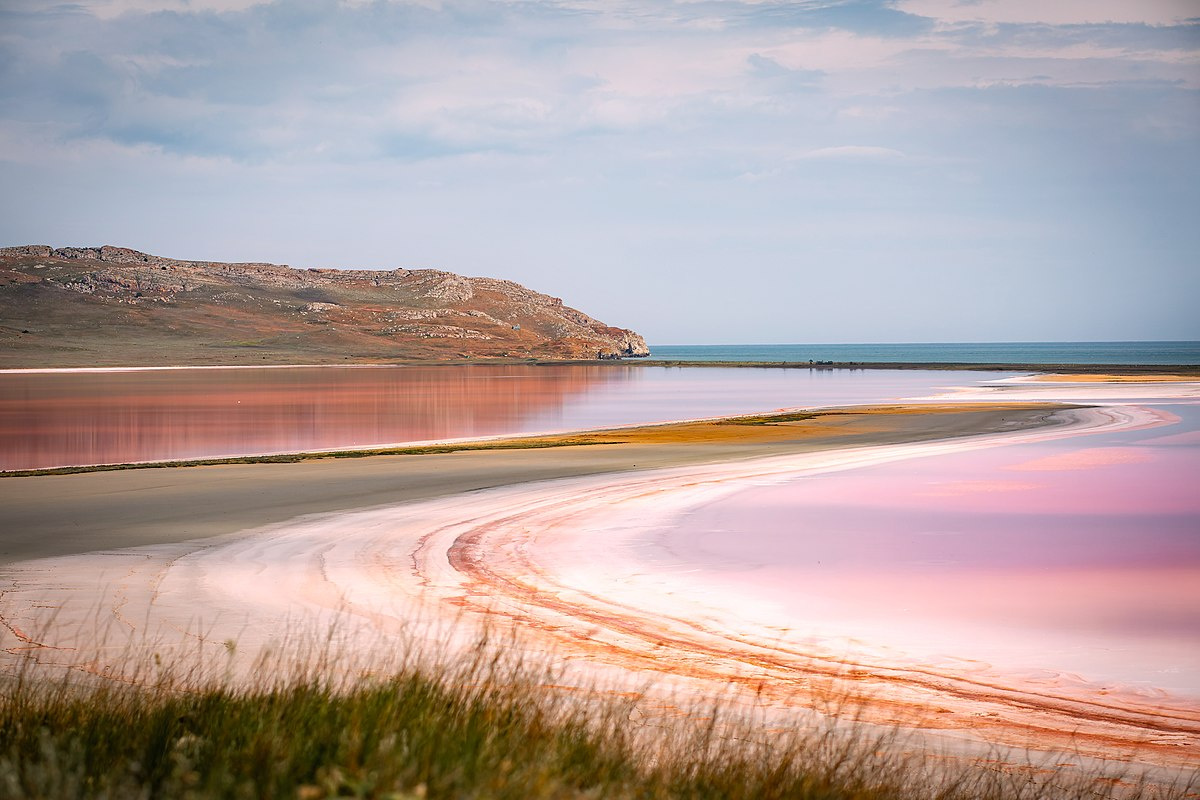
[642,341,1200,365]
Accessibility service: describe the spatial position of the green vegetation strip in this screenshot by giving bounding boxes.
[722,411,829,426]
[0,438,621,479]
[3,658,1179,800]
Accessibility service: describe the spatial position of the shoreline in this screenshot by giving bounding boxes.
[0,402,1068,478]
[3,359,1198,376]
[3,401,1196,775]
[0,403,1069,565]
[428,403,1198,767]
[622,360,1200,375]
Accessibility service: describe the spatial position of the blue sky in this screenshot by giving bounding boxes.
[1,0,1197,344]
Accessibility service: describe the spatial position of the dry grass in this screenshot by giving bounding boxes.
[1,629,1194,800]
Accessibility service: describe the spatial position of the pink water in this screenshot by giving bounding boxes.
[0,365,1000,470]
[642,402,1200,695]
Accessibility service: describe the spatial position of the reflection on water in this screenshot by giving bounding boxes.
[0,366,620,470]
[648,401,1200,694]
[0,365,1000,470]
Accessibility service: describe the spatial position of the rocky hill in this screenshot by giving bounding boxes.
[0,245,649,367]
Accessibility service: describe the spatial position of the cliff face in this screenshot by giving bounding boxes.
[0,245,650,367]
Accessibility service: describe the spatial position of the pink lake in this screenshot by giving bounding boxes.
[0,365,1002,470]
[639,401,1200,696]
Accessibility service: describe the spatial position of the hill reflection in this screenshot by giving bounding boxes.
[0,366,631,470]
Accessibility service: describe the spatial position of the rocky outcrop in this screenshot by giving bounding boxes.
[0,245,650,366]
[0,245,52,258]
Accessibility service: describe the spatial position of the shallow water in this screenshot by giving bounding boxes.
[639,399,1200,695]
[0,365,1004,470]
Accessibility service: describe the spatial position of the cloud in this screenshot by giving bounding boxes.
[733,0,934,37]
[895,0,1198,27]
[38,0,272,18]
[2,0,1196,167]
[796,145,907,160]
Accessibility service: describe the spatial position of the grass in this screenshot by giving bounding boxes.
[1,635,1194,800]
[722,410,828,426]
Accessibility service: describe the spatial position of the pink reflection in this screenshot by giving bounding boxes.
[914,479,1042,497]
[1137,430,1200,446]
[0,366,1010,471]
[0,366,625,470]
[757,444,1197,515]
[1007,446,1154,471]
[652,409,1200,693]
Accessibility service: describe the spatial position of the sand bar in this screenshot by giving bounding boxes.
[1030,373,1200,383]
[0,403,1065,565]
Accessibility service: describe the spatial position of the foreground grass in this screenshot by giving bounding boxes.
[2,673,635,800]
[2,648,1194,800]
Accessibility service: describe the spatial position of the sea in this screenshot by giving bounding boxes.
[642,341,1200,365]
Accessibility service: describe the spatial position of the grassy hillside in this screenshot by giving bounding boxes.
[0,245,647,367]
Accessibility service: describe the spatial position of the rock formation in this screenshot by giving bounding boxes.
[0,245,650,367]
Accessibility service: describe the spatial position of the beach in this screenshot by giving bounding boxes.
[2,376,1198,790]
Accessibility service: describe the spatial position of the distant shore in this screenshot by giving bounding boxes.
[572,359,1200,376]
[4,358,1198,376]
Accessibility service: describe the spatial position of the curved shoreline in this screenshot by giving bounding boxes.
[4,366,1195,478]
[0,402,1055,478]
[0,402,1071,565]
[435,404,1198,766]
[3,401,1197,774]
[0,365,1025,475]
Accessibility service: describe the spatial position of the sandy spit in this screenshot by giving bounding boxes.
[0,403,1062,565]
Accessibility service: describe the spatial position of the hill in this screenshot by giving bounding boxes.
[0,245,649,367]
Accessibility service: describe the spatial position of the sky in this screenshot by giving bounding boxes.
[1,0,1197,345]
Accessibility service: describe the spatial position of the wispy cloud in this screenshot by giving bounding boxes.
[895,0,1198,27]
[2,0,1195,165]
[797,145,907,160]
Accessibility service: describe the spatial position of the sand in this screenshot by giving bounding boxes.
[1031,373,1200,383]
[930,375,1200,405]
[0,403,1062,565]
